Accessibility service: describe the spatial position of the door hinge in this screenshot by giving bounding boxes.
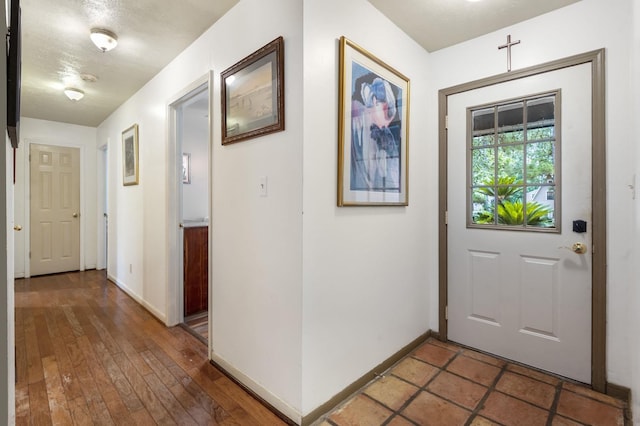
[445,115,448,129]
[28,252,31,259]
[445,306,448,320]
[444,211,448,225]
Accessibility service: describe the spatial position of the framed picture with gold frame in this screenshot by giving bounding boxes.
[338,36,410,206]
[122,124,139,186]
[221,36,285,145]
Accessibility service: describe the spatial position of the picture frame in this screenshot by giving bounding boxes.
[221,36,285,145]
[182,153,191,184]
[338,36,410,206]
[122,124,139,186]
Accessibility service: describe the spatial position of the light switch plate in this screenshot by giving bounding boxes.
[259,176,268,197]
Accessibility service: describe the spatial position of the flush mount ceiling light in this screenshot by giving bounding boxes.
[90,28,118,52]
[64,88,85,101]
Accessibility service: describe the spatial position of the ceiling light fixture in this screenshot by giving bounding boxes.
[64,88,85,101]
[90,28,118,52]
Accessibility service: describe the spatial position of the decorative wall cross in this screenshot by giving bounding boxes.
[498,34,521,72]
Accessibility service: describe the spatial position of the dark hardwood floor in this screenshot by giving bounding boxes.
[15,270,286,425]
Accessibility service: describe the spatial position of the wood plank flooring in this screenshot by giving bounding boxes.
[184,312,208,343]
[15,270,287,425]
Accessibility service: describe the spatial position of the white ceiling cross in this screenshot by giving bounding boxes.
[498,34,521,72]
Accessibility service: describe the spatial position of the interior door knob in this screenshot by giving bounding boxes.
[571,242,587,254]
[13,225,22,231]
[72,212,79,218]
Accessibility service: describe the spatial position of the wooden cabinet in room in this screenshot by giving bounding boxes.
[183,226,208,317]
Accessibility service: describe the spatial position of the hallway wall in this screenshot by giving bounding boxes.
[429,0,635,395]
[97,0,304,418]
[181,107,208,222]
[1,3,14,422]
[631,0,640,421]
[301,0,433,414]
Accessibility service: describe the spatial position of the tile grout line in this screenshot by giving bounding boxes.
[545,381,564,426]
[464,360,508,426]
[382,345,467,425]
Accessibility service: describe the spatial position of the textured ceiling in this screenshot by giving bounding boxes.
[19,0,581,128]
[20,0,238,127]
[367,0,581,52]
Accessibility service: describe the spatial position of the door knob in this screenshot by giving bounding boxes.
[13,225,22,231]
[72,212,79,218]
[559,242,587,254]
[571,242,587,254]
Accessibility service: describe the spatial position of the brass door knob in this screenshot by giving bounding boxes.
[13,225,22,231]
[72,212,79,218]
[571,242,587,254]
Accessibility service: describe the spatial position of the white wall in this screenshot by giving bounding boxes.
[430,0,635,390]
[301,0,433,414]
[1,3,14,421]
[182,107,208,221]
[97,0,304,417]
[631,0,640,422]
[13,117,98,277]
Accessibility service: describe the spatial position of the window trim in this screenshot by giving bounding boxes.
[465,90,562,233]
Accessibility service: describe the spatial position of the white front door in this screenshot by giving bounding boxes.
[30,144,81,276]
[447,63,592,383]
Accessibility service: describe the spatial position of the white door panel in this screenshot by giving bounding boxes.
[448,64,592,383]
[30,144,80,276]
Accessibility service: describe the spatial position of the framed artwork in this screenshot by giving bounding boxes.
[338,36,410,206]
[122,124,139,186]
[182,153,191,184]
[221,36,285,145]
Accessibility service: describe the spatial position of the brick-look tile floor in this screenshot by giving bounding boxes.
[318,338,629,426]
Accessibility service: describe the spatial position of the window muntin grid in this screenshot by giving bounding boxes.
[468,93,559,231]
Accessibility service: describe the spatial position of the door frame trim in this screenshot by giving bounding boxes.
[166,71,213,327]
[438,49,606,391]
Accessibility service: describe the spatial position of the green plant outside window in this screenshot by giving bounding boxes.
[469,94,558,230]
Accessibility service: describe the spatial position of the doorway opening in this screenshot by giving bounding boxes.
[167,73,212,345]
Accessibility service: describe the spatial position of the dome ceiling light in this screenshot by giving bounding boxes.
[64,88,85,101]
[90,28,118,52]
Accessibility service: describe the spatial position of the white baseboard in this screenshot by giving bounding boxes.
[106,273,167,324]
[210,352,301,425]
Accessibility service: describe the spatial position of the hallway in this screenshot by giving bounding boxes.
[14,270,630,425]
[14,270,286,425]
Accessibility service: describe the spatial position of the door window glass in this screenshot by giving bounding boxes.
[469,93,558,230]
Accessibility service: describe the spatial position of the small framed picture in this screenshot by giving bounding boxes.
[182,153,191,184]
[122,124,139,186]
[221,36,285,145]
[338,36,410,206]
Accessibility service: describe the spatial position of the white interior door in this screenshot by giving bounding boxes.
[447,63,592,383]
[30,144,81,276]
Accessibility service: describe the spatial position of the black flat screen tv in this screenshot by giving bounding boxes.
[7,0,21,148]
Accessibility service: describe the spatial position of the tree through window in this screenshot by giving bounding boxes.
[468,92,559,230]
